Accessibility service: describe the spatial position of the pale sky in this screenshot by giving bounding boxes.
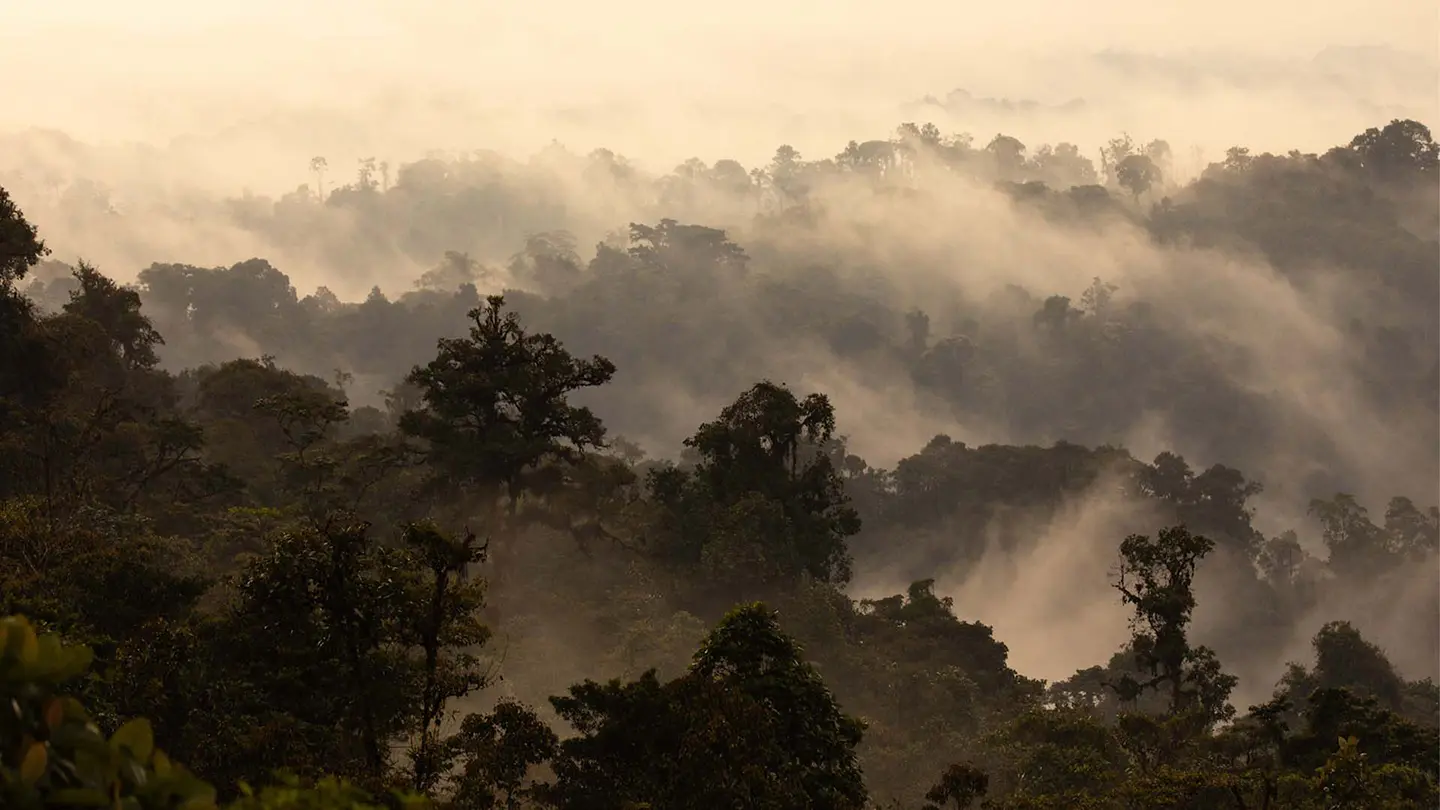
[7,0,1436,49]
[7,0,1435,91]
[2,0,1436,184]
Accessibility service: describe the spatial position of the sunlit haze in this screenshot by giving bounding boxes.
[5,0,1437,189]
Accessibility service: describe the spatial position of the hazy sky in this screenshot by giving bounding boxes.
[9,0,1435,98]
[4,1,1437,184]
[9,0,1436,50]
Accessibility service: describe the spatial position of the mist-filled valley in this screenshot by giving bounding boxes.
[2,5,1439,808]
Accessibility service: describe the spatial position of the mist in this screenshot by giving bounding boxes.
[2,3,1437,804]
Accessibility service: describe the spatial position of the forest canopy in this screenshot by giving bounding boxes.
[1,116,1437,809]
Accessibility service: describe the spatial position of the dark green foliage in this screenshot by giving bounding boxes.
[648,381,860,589]
[545,603,868,810]
[922,762,988,809]
[199,520,491,790]
[0,500,206,654]
[986,707,1127,803]
[0,190,55,441]
[64,261,165,370]
[0,185,46,288]
[857,580,1034,705]
[1278,621,1409,717]
[400,294,615,508]
[447,700,558,810]
[1,615,429,810]
[1284,688,1439,776]
[228,774,428,810]
[0,615,220,810]
[1112,526,1236,729]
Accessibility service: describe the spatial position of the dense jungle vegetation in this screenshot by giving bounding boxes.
[1,117,1437,809]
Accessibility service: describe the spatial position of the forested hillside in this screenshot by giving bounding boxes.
[1,118,1437,809]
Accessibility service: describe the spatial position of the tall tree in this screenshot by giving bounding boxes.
[1110,525,1237,772]
[212,520,491,791]
[1115,154,1161,202]
[401,294,614,519]
[649,381,860,587]
[309,156,329,200]
[1111,526,1235,724]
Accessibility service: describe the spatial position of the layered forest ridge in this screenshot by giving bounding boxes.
[1,117,1437,809]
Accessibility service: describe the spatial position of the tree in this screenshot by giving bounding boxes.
[402,523,493,793]
[309,157,329,200]
[769,145,805,203]
[627,219,749,279]
[1110,526,1236,733]
[0,615,220,810]
[1302,688,1438,761]
[0,497,206,654]
[837,139,899,178]
[1222,146,1254,172]
[1099,133,1136,186]
[415,251,485,291]
[1310,493,1391,576]
[1031,142,1097,187]
[648,381,860,587]
[506,231,582,294]
[904,308,931,357]
[0,614,432,810]
[1312,735,1419,809]
[1381,496,1439,560]
[895,122,944,152]
[64,260,164,370]
[1347,119,1438,182]
[688,381,836,497]
[1032,295,1080,332]
[213,520,491,790]
[1078,277,1117,318]
[6,116,1440,810]
[447,700,558,810]
[0,187,55,421]
[1115,154,1161,202]
[1256,530,1309,589]
[186,358,346,511]
[923,763,988,810]
[400,294,615,522]
[544,603,869,810]
[1143,139,1172,172]
[0,185,47,289]
[356,158,378,191]
[982,706,1126,808]
[986,134,1028,180]
[857,579,1030,706]
[1279,622,1406,715]
[1,262,221,525]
